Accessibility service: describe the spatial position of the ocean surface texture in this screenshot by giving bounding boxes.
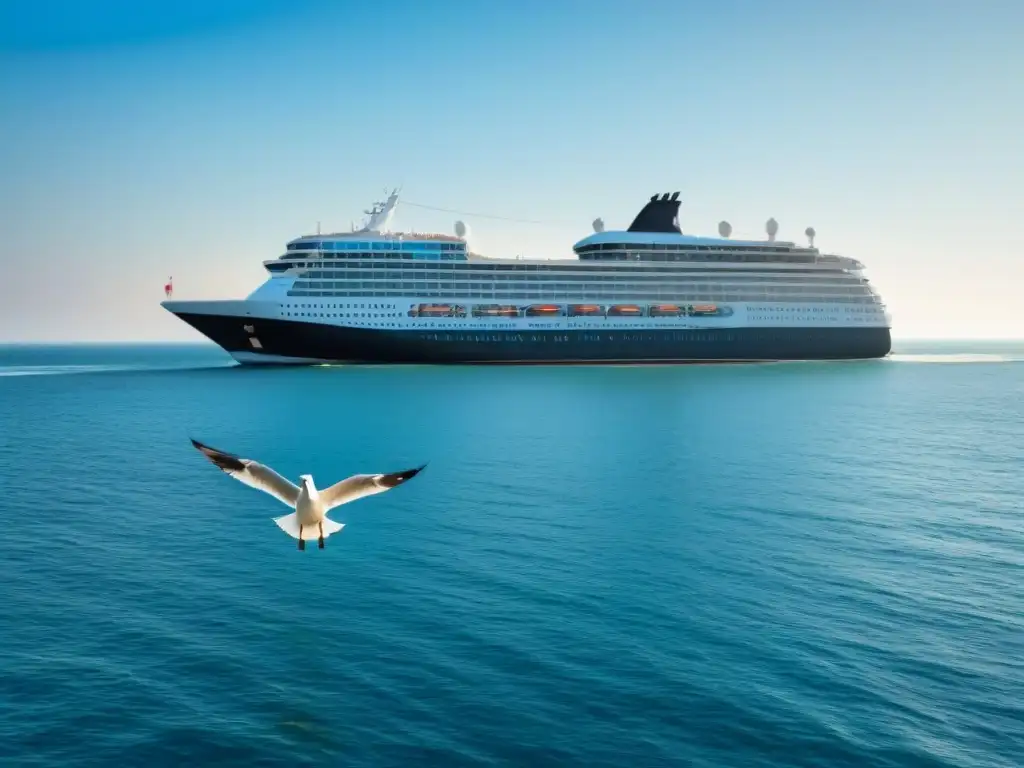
[1,341,1022,767]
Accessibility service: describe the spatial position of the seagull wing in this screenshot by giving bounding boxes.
[191,438,300,508]
[320,464,426,511]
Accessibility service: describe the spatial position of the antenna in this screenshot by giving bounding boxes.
[454,220,467,238]
[805,226,816,248]
[592,217,605,233]
[766,217,779,242]
[316,221,321,235]
[718,220,732,238]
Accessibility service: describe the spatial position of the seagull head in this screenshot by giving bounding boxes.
[299,474,313,485]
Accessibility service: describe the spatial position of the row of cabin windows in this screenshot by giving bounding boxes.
[300,270,863,285]
[290,281,871,296]
[286,312,402,319]
[269,259,847,275]
[577,243,800,253]
[578,252,816,264]
[283,302,397,313]
[285,284,876,297]
[287,241,467,252]
[268,261,863,284]
[282,252,467,263]
[280,299,880,313]
[291,291,872,303]
[282,248,811,264]
[285,241,808,257]
[286,290,878,304]
[283,302,399,324]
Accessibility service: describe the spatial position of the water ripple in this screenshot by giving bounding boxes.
[1,342,1023,767]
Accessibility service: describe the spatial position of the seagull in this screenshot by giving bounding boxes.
[190,438,426,550]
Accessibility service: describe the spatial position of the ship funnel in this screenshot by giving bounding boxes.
[628,192,682,234]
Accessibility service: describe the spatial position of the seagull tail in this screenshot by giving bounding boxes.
[273,514,345,541]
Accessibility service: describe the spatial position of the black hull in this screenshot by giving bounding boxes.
[172,312,892,365]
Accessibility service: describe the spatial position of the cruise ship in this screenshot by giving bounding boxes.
[162,190,891,365]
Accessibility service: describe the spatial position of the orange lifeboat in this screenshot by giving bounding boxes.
[568,304,604,316]
[473,304,520,317]
[525,304,564,316]
[419,304,453,314]
[608,304,643,316]
[418,304,466,317]
[649,304,681,316]
[691,304,719,315]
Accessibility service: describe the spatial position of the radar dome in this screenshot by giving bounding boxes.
[766,217,779,241]
[718,220,732,238]
[454,220,467,238]
[592,217,605,233]
[805,226,816,247]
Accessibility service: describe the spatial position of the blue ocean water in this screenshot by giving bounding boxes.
[1,341,1022,767]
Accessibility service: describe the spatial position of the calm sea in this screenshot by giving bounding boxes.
[1,341,1022,767]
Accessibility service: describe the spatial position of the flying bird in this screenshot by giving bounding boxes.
[190,438,426,550]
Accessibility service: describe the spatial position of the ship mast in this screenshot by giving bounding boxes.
[358,188,400,233]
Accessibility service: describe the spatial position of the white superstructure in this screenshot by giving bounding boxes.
[163,190,891,365]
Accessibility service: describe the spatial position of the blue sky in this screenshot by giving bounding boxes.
[1,0,1022,341]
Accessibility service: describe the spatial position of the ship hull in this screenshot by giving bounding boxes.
[170,311,892,365]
